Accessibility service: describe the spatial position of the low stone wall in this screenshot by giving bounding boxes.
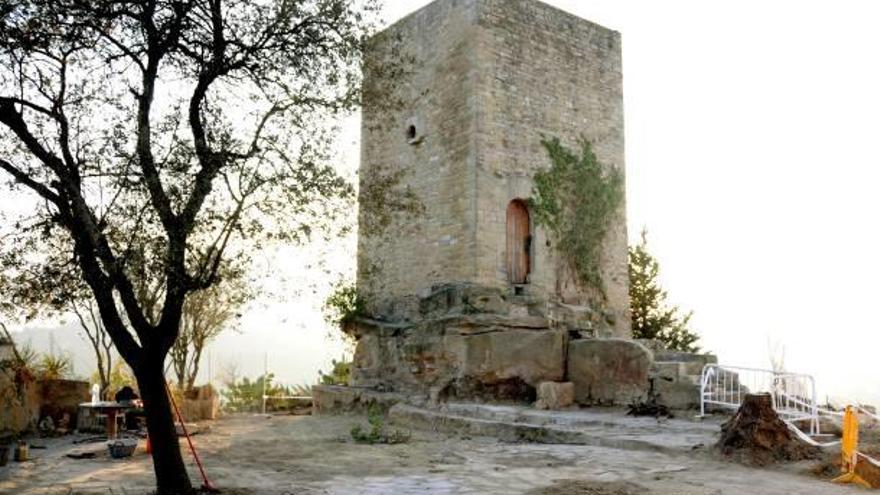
[312,385,408,415]
[179,385,219,421]
[0,342,40,435]
[652,351,718,410]
[39,379,89,431]
[0,371,40,435]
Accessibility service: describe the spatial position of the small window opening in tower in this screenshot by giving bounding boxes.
[407,124,417,142]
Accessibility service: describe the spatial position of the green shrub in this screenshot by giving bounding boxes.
[319,359,351,386]
[36,353,72,380]
[350,403,410,445]
[323,282,367,326]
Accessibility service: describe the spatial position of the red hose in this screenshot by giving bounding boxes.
[164,381,217,492]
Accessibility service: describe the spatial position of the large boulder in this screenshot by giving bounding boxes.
[568,339,653,406]
[456,328,565,387]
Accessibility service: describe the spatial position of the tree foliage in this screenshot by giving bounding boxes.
[531,137,624,296]
[0,323,36,433]
[0,0,383,491]
[90,360,138,396]
[323,281,365,327]
[629,229,700,352]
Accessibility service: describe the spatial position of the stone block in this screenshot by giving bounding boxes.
[457,329,565,387]
[653,350,717,365]
[534,381,574,410]
[568,339,653,406]
[655,380,701,410]
[653,361,682,382]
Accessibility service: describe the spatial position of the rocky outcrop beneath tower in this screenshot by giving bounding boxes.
[346,283,638,404]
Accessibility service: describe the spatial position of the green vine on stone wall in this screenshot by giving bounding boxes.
[531,137,624,296]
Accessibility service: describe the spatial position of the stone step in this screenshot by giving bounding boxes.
[654,360,707,379]
[388,403,720,455]
[652,351,717,365]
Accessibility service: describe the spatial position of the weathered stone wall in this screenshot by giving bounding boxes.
[38,379,89,428]
[179,384,220,421]
[567,339,651,405]
[472,0,629,337]
[359,0,628,334]
[358,0,480,320]
[349,285,564,402]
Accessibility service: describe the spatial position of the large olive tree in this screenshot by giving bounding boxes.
[0,0,379,491]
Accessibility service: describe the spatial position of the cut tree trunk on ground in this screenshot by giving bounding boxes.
[717,393,820,465]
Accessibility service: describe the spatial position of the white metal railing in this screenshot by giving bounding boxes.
[700,363,819,435]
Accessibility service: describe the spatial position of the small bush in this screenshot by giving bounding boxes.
[319,359,351,386]
[222,373,312,413]
[323,283,367,326]
[350,404,410,445]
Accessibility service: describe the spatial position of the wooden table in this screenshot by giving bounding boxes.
[78,402,135,439]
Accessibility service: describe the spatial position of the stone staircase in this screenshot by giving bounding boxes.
[388,402,721,455]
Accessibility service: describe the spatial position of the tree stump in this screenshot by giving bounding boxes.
[717,393,820,465]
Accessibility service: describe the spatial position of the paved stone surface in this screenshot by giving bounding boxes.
[0,414,862,494]
[390,402,720,454]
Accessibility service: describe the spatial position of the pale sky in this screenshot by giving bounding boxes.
[5,0,880,405]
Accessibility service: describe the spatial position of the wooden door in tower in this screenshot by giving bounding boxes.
[506,200,531,284]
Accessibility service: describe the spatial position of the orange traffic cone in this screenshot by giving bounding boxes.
[145,436,151,454]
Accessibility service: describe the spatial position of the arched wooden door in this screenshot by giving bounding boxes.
[506,200,531,284]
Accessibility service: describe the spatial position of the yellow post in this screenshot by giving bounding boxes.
[832,406,872,488]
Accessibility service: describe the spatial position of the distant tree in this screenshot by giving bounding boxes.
[629,229,701,352]
[169,274,249,393]
[71,299,114,398]
[91,360,138,396]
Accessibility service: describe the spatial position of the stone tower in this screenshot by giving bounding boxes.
[350,0,636,403]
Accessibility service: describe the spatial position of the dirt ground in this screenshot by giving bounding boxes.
[0,413,866,495]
